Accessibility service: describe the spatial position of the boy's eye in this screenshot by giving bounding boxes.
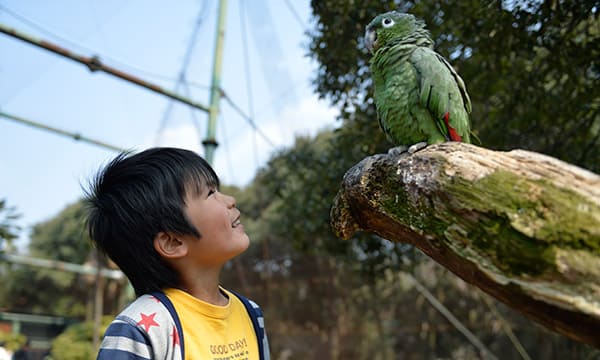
[207,188,216,197]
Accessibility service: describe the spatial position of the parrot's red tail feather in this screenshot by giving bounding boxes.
[443,112,462,142]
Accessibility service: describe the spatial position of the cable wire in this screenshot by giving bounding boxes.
[0,4,211,89]
[409,273,498,360]
[482,295,532,360]
[238,0,260,168]
[244,0,296,121]
[220,89,276,148]
[216,108,237,185]
[0,110,125,152]
[182,80,204,136]
[283,0,308,31]
[155,1,209,145]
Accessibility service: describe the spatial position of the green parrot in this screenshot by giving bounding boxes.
[365,11,472,152]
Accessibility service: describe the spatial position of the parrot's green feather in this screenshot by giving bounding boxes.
[366,12,472,146]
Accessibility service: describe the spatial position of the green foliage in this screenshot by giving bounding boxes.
[238,131,410,277]
[50,316,112,360]
[1,2,597,357]
[29,201,91,263]
[0,199,21,249]
[0,201,93,317]
[222,1,600,357]
[0,331,26,352]
[309,0,600,172]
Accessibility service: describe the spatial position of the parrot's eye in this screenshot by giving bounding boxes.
[382,18,394,28]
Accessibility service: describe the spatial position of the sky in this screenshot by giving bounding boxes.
[0,0,339,250]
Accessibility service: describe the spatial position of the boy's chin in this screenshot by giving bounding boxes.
[239,235,251,252]
[229,235,251,257]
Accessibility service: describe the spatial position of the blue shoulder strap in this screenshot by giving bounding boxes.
[151,291,185,360]
[230,290,268,360]
[152,290,267,360]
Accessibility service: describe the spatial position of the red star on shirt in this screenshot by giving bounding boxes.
[137,312,159,332]
[171,326,180,347]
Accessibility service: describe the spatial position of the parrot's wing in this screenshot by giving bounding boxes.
[409,47,471,141]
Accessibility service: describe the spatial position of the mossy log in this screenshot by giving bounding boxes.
[330,142,600,348]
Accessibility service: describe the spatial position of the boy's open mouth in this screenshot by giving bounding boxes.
[232,217,241,228]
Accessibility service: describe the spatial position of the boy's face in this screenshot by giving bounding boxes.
[182,186,250,267]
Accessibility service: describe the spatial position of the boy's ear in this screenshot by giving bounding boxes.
[153,231,187,259]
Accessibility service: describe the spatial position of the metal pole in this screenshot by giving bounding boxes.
[92,250,104,353]
[0,111,126,152]
[0,253,123,280]
[204,0,228,164]
[0,23,210,113]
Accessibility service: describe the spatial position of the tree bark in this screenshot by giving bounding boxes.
[330,142,600,348]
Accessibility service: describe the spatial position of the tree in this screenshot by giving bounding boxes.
[50,315,113,360]
[225,1,600,357]
[232,131,599,358]
[0,201,123,318]
[309,0,599,172]
[27,201,90,263]
[0,199,20,250]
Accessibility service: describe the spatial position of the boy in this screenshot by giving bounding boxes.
[85,147,269,360]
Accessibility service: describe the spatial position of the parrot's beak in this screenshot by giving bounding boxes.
[365,27,376,53]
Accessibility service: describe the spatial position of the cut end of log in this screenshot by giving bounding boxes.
[330,191,361,240]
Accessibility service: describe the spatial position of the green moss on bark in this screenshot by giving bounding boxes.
[379,161,599,278]
[449,169,600,252]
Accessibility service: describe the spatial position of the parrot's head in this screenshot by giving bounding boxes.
[365,11,429,54]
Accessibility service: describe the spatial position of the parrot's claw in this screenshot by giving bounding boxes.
[387,146,408,157]
[408,142,428,154]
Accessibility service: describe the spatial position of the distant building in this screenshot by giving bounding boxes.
[0,312,76,359]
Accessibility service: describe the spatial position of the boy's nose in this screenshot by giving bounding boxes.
[219,192,236,208]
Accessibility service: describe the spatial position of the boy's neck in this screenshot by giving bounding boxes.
[187,285,229,306]
[179,267,228,306]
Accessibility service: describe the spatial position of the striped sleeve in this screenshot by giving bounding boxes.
[97,316,152,359]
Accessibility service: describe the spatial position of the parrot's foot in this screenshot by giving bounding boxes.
[408,142,428,154]
[387,146,408,157]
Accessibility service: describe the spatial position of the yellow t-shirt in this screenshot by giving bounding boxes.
[164,288,259,360]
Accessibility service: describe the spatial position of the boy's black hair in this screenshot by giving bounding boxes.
[84,147,219,296]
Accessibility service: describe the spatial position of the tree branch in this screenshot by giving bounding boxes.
[330,142,600,348]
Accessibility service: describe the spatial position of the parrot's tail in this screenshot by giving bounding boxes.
[442,112,463,142]
[470,131,482,145]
